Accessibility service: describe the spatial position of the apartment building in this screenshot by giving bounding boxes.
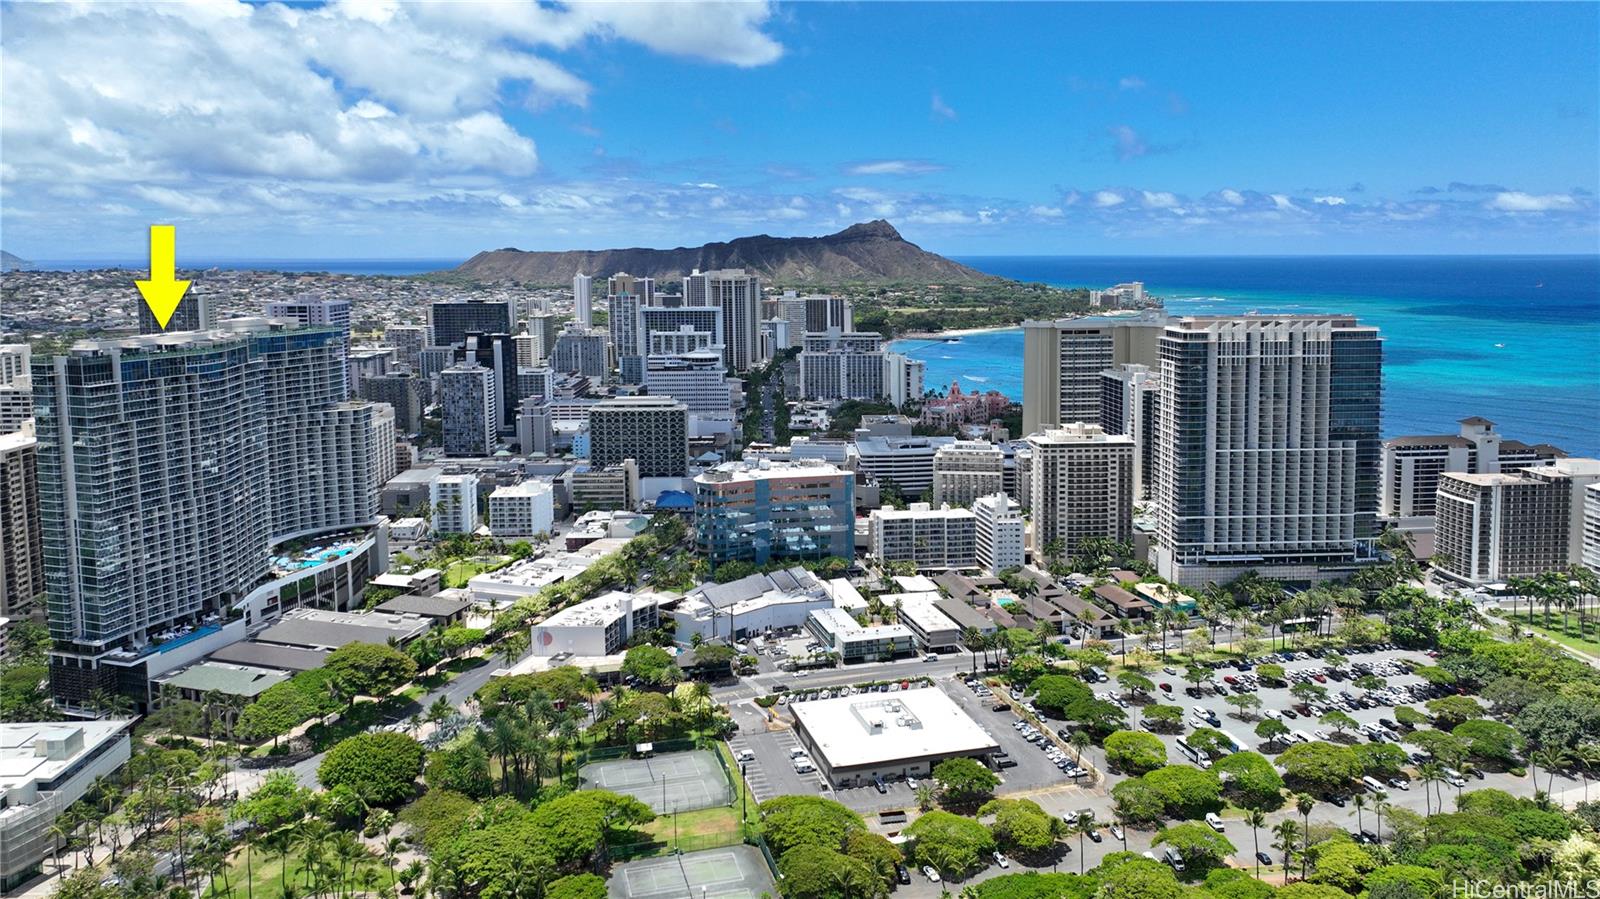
[1021,311,1168,435]
[1028,423,1134,563]
[973,492,1026,576]
[932,441,1005,508]
[869,503,978,571]
[588,396,690,477]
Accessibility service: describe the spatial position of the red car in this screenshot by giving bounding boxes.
[1312,674,1327,683]
[1223,675,1239,685]
[1159,682,1173,693]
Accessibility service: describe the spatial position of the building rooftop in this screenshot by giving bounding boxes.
[374,594,471,618]
[695,457,849,483]
[255,609,432,650]
[0,721,132,798]
[157,662,289,697]
[891,593,960,634]
[809,606,913,641]
[791,686,999,769]
[934,597,995,632]
[208,641,330,672]
[543,591,667,628]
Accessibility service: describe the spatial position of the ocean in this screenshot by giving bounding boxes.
[890,256,1600,457]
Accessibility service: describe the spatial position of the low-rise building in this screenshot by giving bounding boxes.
[891,592,963,651]
[805,607,914,664]
[790,686,1000,788]
[530,591,666,658]
[672,568,835,644]
[0,721,134,890]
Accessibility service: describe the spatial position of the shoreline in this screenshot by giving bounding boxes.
[890,324,1022,341]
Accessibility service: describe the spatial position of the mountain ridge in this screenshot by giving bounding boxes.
[450,220,996,285]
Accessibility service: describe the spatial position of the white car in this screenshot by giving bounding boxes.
[922,866,941,883]
[907,777,920,789]
[993,852,1010,869]
[1205,812,1225,832]
[735,749,756,762]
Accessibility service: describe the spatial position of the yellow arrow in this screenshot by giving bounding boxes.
[135,224,191,330]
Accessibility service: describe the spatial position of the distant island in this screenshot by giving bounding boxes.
[451,219,996,286]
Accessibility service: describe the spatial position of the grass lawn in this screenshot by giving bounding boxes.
[203,846,397,899]
[1503,612,1600,656]
[442,556,512,588]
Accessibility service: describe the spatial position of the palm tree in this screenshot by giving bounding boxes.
[1351,793,1367,837]
[1073,812,1096,875]
[1244,809,1266,879]
[1295,793,1315,880]
[1113,808,1131,852]
[1372,792,1390,845]
[914,783,936,812]
[1070,730,1093,769]
[1272,820,1301,880]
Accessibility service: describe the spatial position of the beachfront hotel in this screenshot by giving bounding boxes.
[1020,311,1168,436]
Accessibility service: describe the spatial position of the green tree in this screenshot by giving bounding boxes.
[1309,840,1376,893]
[1452,719,1524,764]
[1143,765,1223,818]
[904,811,996,877]
[1425,695,1485,729]
[1104,730,1168,775]
[1213,751,1286,810]
[777,845,885,899]
[1154,822,1236,871]
[978,798,1061,855]
[1095,857,1183,899]
[621,645,679,686]
[323,642,418,704]
[317,732,425,805]
[425,741,494,798]
[1255,718,1291,748]
[546,873,607,899]
[843,829,903,888]
[932,756,1001,804]
[756,796,865,857]
[1277,742,1360,795]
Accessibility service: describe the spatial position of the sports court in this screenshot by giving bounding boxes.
[607,846,775,899]
[580,749,733,813]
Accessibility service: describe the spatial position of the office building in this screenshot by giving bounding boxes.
[932,441,1005,507]
[0,720,133,890]
[790,685,997,787]
[694,459,854,564]
[892,592,964,650]
[383,323,427,370]
[358,372,427,434]
[973,492,1026,576]
[551,327,609,379]
[136,286,212,334]
[804,608,915,666]
[430,473,479,535]
[1381,417,1565,519]
[0,431,43,616]
[589,396,689,477]
[567,460,640,513]
[1153,315,1383,586]
[487,480,555,538]
[671,567,835,644]
[1021,311,1168,435]
[531,591,663,658]
[429,299,514,349]
[644,350,736,428]
[573,272,593,328]
[440,363,497,457]
[1028,423,1134,563]
[31,321,379,703]
[684,269,761,373]
[1099,363,1161,500]
[853,436,955,495]
[869,503,978,571]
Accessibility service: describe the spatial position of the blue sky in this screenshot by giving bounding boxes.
[2,1,1596,259]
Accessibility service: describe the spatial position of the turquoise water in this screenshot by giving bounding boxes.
[890,256,1600,456]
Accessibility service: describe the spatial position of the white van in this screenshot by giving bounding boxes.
[790,746,808,759]
[1204,813,1225,832]
[1361,776,1387,792]
[1292,730,1314,744]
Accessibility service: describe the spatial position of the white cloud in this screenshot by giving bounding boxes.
[930,91,957,121]
[1094,190,1125,208]
[1118,75,1146,91]
[1313,195,1347,206]
[1488,191,1578,212]
[905,209,974,225]
[1219,188,1246,206]
[1142,191,1179,209]
[1270,194,1297,211]
[1029,205,1064,218]
[845,159,945,176]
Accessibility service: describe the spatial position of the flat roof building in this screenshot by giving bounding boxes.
[805,607,913,664]
[892,592,963,650]
[790,686,1000,787]
[868,503,977,571]
[254,608,432,651]
[694,459,854,565]
[0,721,133,889]
[531,591,665,658]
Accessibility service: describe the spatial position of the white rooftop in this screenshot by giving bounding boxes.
[542,591,666,628]
[0,721,130,796]
[791,686,998,769]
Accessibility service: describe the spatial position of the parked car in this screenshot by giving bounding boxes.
[896,865,911,885]
[993,852,1010,868]
[1256,851,1273,866]
[922,866,941,883]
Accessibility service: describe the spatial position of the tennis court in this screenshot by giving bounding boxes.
[580,750,732,813]
[608,846,774,899]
